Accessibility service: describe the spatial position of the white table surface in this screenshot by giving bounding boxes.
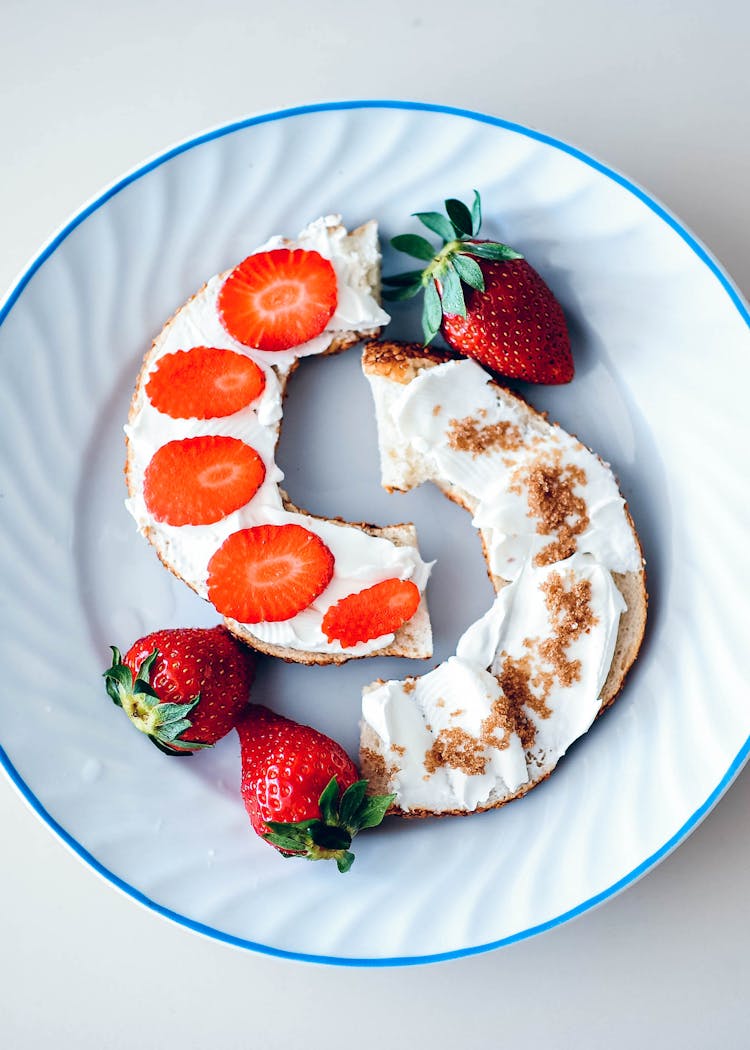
[2,1,748,1045]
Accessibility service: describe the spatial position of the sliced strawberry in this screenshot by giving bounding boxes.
[146,346,266,419]
[143,436,266,526]
[217,248,338,352]
[207,524,335,623]
[322,578,421,647]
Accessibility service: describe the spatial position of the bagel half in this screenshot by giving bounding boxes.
[359,340,647,817]
[125,220,433,665]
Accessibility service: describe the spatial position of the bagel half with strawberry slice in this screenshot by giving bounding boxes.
[125,216,433,665]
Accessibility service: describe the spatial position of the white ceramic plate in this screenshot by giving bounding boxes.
[2,101,749,966]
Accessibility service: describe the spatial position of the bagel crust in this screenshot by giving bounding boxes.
[360,340,647,817]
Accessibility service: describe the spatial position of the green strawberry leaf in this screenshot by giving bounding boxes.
[453,253,485,291]
[339,780,368,829]
[258,777,394,873]
[103,658,132,689]
[466,242,524,262]
[445,197,473,237]
[413,210,455,243]
[131,679,161,702]
[470,190,482,236]
[149,736,194,757]
[382,281,423,302]
[104,643,209,752]
[152,699,199,726]
[105,679,123,707]
[264,818,351,855]
[170,738,212,751]
[381,269,426,286]
[336,852,355,874]
[318,776,341,825]
[440,264,467,318]
[264,829,308,853]
[357,793,396,830]
[158,718,195,742]
[422,280,442,344]
[104,666,131,706]
[135,649,158,683]
[390,233,436,261]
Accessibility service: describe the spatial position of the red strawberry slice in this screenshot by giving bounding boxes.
[143,436,266,526]
[146,346,266,419]
[207,523,335,623]
[322,578,421,647]
[218,248,338,352]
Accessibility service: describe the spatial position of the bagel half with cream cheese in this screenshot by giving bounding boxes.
[359,340,647,816]
[125,219,433,665]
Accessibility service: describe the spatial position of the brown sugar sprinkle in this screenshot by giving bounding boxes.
[421,573,600,775]
[447,414,523,457]
[531,667,555,696]
[543,572,598,639]
[432,404,442,417]
[512,450,589,566]
[496,654,549,750]
[478,694,514,751]
[538,572,599,686]
[538,639,581,688]
[361,747,393,787]
[435,697,445,708]
[449,708,464,718]
[424,728,487,776]
[402,678,416,694]
[391,743,406,756]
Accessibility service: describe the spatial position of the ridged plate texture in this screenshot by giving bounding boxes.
[1,102,749,965]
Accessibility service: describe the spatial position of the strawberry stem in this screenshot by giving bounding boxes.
[103,646,211,753]
[384,190,525,345]
[262,776,395,873]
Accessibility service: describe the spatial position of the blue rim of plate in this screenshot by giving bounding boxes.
[1,99,749,967]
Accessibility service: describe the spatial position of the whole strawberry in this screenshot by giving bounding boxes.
[104,625,255,754]
[237,705,394,872]
[383,190,573,384]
